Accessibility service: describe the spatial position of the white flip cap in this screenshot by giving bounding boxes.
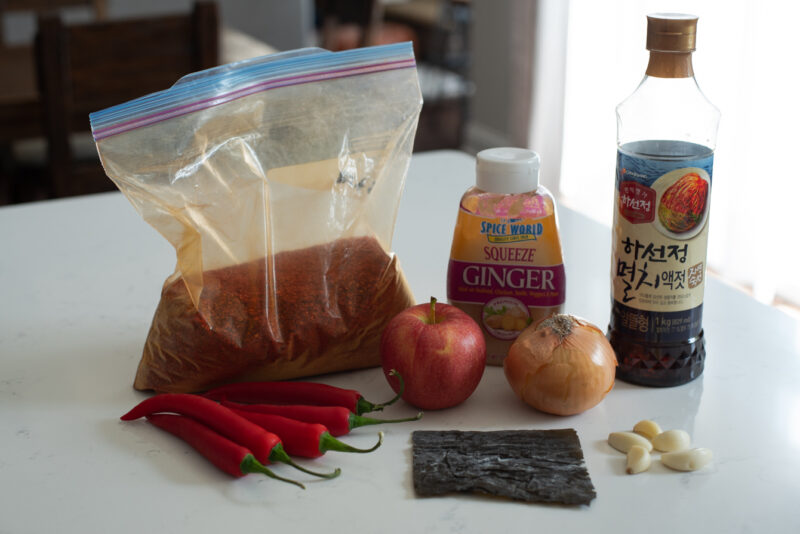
[476,147,540,194]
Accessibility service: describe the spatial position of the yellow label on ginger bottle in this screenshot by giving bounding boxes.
[447,189,566,365]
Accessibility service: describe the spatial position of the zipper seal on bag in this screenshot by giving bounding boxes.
[89,42,417,141]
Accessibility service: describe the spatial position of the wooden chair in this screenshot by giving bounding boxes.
[0,0,107,204]
[35,1,218,198]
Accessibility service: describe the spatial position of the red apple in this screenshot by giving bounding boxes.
[380,297,486,410]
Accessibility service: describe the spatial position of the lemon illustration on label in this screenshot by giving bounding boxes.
[482,297,531,340]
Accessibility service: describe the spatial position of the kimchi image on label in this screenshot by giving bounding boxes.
[447,148,566,365]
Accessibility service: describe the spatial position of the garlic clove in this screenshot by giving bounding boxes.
[626,445,651,474]
[608,431,653,453]
[633,419,662,441]
[652,429,691,452]
[661,448,713,472]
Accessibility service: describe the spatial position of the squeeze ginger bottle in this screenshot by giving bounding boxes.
[447,148,566,365]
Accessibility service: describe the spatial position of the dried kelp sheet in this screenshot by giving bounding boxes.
[412,429,595,505]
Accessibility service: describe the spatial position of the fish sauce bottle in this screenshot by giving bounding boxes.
[608,14,720,386]
[447,148,566,365]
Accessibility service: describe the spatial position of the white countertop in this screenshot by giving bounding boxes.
[1,150,799,532]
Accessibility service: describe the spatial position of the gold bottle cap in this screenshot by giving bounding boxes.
[646,13,697,52]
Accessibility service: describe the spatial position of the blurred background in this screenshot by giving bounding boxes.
[1,0,798,315]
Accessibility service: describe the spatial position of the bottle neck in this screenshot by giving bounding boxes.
[645,51,694,79]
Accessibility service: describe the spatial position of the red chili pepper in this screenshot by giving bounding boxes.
[121,394,340,479]
[203,370,406,415]
[146,413,304,489]
[221,400,423,437]
[226,408,383,458]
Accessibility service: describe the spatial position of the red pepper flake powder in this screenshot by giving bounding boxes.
[134,236,415,393]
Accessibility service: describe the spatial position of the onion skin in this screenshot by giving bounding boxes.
[503,314,617,416]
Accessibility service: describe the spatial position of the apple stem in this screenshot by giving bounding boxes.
[430,296,437,324]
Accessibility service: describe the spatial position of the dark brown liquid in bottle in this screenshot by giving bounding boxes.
[608,303,705,387]
[609,140,711,387]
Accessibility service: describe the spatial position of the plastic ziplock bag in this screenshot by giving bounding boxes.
[90,43,422,393]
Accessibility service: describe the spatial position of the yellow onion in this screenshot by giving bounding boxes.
[504,314,617,416]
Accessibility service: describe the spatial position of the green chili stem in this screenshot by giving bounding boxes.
[240,454,305,489]
[348,410,423,430]
[355,369,406,414]
[269,444,341,479]
[319,431,383,454]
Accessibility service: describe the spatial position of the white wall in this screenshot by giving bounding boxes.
[466,0,515,150]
